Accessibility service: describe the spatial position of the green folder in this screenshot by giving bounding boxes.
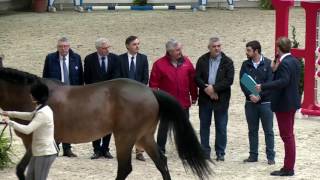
[240,73,259,96]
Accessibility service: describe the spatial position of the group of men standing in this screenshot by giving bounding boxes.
[42,35,300,177]
[42,35,234,163]
[43,36,149,161]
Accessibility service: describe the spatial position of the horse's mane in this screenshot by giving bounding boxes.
[0,67,39,85]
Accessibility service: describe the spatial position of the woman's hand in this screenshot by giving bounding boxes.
[0,111,9,116]
[1,118,13,126]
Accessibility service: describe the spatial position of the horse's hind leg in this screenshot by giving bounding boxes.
[114,134,135,180]
[139,135,171,180]
[16,148,32,180]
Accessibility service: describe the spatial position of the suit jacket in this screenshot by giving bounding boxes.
[196,52,235,110]
[119,53,149,85]
[84,52,120,84]
[261,55,301,112]
[8,105,58,156]
[42,49,84,85]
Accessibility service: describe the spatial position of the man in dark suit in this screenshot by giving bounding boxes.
[42,37,83,157]
[119,36,149,84]
[119,36,149,161]
[256,37,301,176]
[84,37,120,160]
[195,37,234,161]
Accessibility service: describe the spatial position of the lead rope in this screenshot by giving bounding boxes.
[0,122,13,152]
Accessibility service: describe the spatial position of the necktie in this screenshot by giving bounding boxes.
[62,56,70,85]
[101,56,106,73]
[128,56,135,79]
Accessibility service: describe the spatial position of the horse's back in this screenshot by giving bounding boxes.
[51,78,159,143]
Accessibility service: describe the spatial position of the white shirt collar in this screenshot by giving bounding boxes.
[127,53,137,71]
[60,53,69,61]
[280,53,291,62]
[128,53,137,59]
[98,53,107,60]
[252,55,263,63]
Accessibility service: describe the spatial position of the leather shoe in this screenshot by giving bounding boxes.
[91,152,102,159]
[216,155,224,161]
[104,151,113,159]
[136,153,146,161]
[268,159,275,165]
[243,156,258,163]
[270,168,294,176]
[204,155,211,160]
[63,150,77,157]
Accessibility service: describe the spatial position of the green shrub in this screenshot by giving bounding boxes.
[291,25,304,97]
[133,0,148,6]
[260,0,273,10]
[0,132,13,169]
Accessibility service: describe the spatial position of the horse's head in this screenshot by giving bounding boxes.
[0,68,38,112]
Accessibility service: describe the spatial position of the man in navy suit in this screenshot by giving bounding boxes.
[256,37,301,176]
[42,37,83,157]
[119,36,149,85]
[119,35,149,161]
[84,37,120,160]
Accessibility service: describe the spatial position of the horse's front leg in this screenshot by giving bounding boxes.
[16,148,32,180]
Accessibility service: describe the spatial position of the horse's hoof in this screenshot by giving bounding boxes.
[48,6,56,12]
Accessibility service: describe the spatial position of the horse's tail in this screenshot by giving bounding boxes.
[152,90,211,180]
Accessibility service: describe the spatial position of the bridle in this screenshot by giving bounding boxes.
[0,116,13,152]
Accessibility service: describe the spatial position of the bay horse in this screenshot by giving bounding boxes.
[0,67,211,180]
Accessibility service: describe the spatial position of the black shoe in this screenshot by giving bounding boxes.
[204,155,211,160]
[63,149,77,157]
[243,156,258,163]
[267,159,275,165]
[104,151,113,159]
[270,168,294,176]
[216,155,225,161]
[90,152,102,159]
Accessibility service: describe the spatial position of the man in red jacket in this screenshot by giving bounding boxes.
[149,39,198,154]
